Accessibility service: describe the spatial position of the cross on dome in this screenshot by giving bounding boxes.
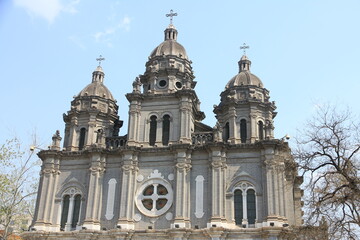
[166,9,178,25]
[240,43,250,55]
[96,55,105,66]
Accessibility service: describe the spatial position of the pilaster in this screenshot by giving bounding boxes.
[250,114,257,143]
[33,154,60,231]
[68,117,78,151]
[86,114,97,148]
[264,147,287,226]
[83,153,105,230]
[173,150,192,228]
[179,96,192,144]
[127,98,141,146]
[118,151,138,229]
[228,106,237,144]
[208,148,227,228]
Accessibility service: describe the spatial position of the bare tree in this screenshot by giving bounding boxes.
[295,105,360,240]
[0,138,39,240]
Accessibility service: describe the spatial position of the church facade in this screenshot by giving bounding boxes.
[23,19,303,240]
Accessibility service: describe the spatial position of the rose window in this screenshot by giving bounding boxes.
[135,179,173,217]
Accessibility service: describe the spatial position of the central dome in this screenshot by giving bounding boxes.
[149,24,188,60]
[150,41,188,59]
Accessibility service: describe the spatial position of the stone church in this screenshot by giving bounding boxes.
[24,15,303,240]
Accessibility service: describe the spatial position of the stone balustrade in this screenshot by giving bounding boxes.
[106,136,127,149]
[192,132,213,145]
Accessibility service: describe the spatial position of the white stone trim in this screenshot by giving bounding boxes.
[195,175,204,218]
[105,178,117,220]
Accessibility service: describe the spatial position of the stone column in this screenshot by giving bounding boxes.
[47,159,61,231]
[264,147,283,225]
[83,154,105,230]
[33,155,58,231]
[250,114,257,143]
[87,115,97,148]
[33,169,51,230]
[127,100,141,146]
[156,118,162,145]
[209,148,226,227]
[118,152,138,229]
[68,117,78,151]
[179,96,191,144]
[277,164,287,221]
[179,107,186,142]
[65,196,75,231]
[173,150,191,228]
[229,106,237,144]
[265,161,275,218]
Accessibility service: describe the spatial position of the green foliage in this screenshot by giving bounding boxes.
[0,138,39,239]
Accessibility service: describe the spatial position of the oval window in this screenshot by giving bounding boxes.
[175,81,183,89]
[158,79,167,88]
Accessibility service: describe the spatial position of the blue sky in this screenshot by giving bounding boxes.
[0,0,359,148]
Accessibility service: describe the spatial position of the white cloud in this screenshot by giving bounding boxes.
[62,0,80,14]
[94,16,131,46]
[13,0,80,24]
[118,16,131,31]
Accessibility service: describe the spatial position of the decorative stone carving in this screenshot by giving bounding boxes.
[135,170,173,217]
[167,173,174,181]
[137,175,144,182]
[132,76,142,93]
[213,121,223,142]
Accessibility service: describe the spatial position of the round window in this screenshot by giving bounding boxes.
[135,179,173,217]
[175,81,183,89]
[158,79,167,88]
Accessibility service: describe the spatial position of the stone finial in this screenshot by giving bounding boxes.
[96,128,105,147]
[51,130,62,150]
[132,76,142,93]
[213,121,223,142]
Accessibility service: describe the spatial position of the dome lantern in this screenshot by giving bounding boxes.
[238,55,251,72]
[92,66,105,83]
[164,24,178,41]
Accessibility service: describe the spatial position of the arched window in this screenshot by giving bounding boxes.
[60,188,82,231]
[240,119,247,143]
[233,183,257,227]
[234,190,243,225]
[247,189,256,225]
[71,194,81,228]
[258,121,264,140]
[60,195,70,230]
[223,122,230,142]
[79,128,86,150]
[149,115,157,146]
[162,115,170,146]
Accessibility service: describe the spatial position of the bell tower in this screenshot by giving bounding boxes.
[63,59,122,151]
[126,21,205,147]
[214,50,276,144]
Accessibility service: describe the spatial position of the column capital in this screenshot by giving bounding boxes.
[89,166,105,175]
[175,162,191,172]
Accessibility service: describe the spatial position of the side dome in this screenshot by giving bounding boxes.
[149,24,188,60]
[225,55,263,89]
[78,66,115,101]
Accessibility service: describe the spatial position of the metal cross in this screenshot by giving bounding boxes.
[166,9,178,25]
[96,55,105,66]
[240,43,250,55]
